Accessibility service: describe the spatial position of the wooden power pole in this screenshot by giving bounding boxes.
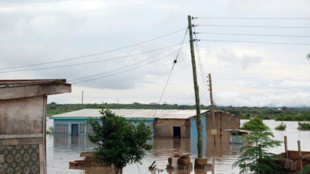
[81,90,84,107]
[208,73,217,145]
[188,15,203,158]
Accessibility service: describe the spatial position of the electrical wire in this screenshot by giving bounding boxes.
[195,32,310,38]
[0,43,183,74]
[157,29,189,104]
[0,28,187,70]
[194,17,310,20]
[71,44,189,84]
[153,28,189,117]
[70,44,187,82]
[193,28,207,85]
[197,24,310,29]
[200,39,310,45]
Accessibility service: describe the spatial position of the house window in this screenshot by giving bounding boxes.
[55,124,68,134]
[80,124,85,134]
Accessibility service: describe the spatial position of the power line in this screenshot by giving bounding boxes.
[195,32,310,38]
[156,29,188,105]
[194,17,310,20]
[197,24,310,29]
[0,43,183,74]
[193,21,208,86]
[153,28,189,117]
[70,44,186,82]
[200,39,310,46]
[71,44,189,84]
[0,28,187,70]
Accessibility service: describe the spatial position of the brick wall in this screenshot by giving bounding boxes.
[153,119,190,138]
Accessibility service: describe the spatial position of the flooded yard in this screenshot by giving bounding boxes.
[47,120,310,174]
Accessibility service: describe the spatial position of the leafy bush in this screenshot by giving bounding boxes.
[298,164,310,174]
[86,109,152,174]
[242,117,269,132]
[241,114,250,119]
[275,122,286,131]
[233,131,283,174]
[298,122,310,130]
[46,126,54,134]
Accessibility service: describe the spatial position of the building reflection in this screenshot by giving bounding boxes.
[53,135,96,151]
[206,134,241,157]
[69,166,114,174]
[52,135,240,174]
[153,138,191,156]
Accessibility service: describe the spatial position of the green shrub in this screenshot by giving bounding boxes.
[275,123,286,131]
[233,131,283,174]
[298,164,310,174]
[241,114,250,119]
[298,122,310,130]
[242,117,269,131]
[86,109,152,174]
[46,126,54,134]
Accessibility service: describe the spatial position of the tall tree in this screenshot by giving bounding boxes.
[87,109,152,174]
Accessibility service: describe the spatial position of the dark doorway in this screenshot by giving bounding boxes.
[71,124,79,136]
[173,127,181,138]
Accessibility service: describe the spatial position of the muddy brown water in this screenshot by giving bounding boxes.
[47,120,310,174]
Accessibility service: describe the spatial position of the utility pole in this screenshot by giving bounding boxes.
[81,90,84,107]
[188,15,203,158]
[208,73,217,145]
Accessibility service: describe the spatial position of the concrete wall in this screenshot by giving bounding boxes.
[0,96,45,135]
[0,96,47,174]
[153,119,190,138]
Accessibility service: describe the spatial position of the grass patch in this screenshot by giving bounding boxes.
[275,122,286,131]
[298,122,310,130]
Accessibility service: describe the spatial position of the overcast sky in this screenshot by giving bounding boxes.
[1,0,310,107]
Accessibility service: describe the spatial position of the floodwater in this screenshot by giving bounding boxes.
[47,120,310,174]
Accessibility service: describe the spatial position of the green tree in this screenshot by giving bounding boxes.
[233,131,282,174]
[86,109,152,174]
[242,117,269,132]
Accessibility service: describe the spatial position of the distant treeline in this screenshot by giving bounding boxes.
[46,102,310,121]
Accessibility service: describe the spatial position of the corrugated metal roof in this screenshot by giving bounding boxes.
[51,109,208,119]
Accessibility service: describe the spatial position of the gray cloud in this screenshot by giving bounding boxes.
[216,48,262,70]
[1,0,310,106]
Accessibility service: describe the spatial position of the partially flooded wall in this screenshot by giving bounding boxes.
[206,111,240,142]
[0,96,46,174]
[206,111,240,156]
[153,119,190,138]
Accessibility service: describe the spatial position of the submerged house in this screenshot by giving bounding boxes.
[0,79,71,174]
[50,109,240,139]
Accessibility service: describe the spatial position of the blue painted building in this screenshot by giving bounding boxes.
[50,109,160,136]
[50,109,240,141]
[50,109,208,137]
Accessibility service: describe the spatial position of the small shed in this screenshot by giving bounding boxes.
[0,79,71,174]
[153,110,208,138]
